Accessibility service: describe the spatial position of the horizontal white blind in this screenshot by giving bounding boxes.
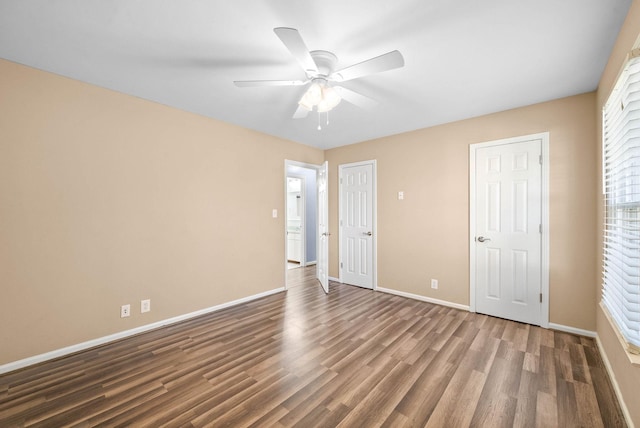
[602,53,640,353]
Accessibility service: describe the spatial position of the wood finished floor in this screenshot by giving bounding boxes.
[0,266,626,427]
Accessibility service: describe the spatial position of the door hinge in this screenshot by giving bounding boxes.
[340,178,343,184]
[539,224,542,234]
[540,293,543,303]
[539,154,542,165]
[340,262,343,268]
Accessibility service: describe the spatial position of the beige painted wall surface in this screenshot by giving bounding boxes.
[0,60,323,365]
[597,307,640,424]
[595,0,640,425]
[325,92,597,331]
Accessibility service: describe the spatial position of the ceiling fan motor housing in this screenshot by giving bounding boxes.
[309,50,338,78]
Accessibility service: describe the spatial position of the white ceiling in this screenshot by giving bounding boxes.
[0,1,632,149]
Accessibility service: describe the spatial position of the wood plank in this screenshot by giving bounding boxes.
[536,391,558,428]
[424,365,486,427]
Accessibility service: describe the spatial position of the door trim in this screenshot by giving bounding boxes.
[284,160,322,290]
[469,132,549,328]
[338,160,377,290]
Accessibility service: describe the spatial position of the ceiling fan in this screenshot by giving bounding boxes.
[234,27,405,121]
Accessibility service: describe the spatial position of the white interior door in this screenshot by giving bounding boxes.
[473,139,542,325]
[317,161,329,293]
[340,161,374,289]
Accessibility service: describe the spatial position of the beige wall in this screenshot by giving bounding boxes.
[0,59,323,365]
[596,0,640,425]
[325,92,598,331]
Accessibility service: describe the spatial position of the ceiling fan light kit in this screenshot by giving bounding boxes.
[233,27,405,126]
[299,78,341,112]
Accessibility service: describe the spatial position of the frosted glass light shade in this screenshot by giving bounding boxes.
[298,83,322,110]
[317,86,341,112]
[298,81,341,113]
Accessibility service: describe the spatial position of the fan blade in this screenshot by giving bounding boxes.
[333,50,404,82]
[333,86,378,110]
[293,104,311,119]
[274,27,318,75]
[234,79,307,87]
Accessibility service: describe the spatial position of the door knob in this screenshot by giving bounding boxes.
[476,236,491,242]
[363,231,372,236]
[322,232,331,237]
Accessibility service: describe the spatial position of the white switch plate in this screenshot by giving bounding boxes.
[272,209,278,218]
[120,304,131,318]
[398,191,404,200]
[141,299,151,313]
[431,279,438,289]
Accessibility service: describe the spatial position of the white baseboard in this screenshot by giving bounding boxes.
[305,261,317,266]
[328,276,340,282]
[595,335,634,428]
[0,287,286,375]
[376,287,470,311]
[548,322,596,338]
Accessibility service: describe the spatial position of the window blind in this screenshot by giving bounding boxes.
[602,51,640,354]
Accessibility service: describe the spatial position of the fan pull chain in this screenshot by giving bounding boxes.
[317,111,331,131]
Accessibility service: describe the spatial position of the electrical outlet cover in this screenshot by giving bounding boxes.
[120,304,131,318]
[141,299,151,313]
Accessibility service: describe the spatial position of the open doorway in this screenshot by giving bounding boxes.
[285,164,317,271]
[286,176,305,269]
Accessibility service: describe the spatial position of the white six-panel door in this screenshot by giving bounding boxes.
[474,138,542,325]
[317,161,329,293]
[340,162,374,289]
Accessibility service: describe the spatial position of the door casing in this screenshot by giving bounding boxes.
[469,133,549,328]
[284,160,327,292]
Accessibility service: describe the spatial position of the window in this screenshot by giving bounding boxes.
[602,49,640,354]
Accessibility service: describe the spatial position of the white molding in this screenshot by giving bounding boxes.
[537,132,551,328]
[377,287,470,311]
[0,287,285,375]
[469,132,550,328]
[540,134,550,328]
[305,261,317,266]
[469,141,477,313]
[328,276,341,283]
[338,160,377,290]
[595,335,635,428]
[548,322,596,338]
[284,160,323,290]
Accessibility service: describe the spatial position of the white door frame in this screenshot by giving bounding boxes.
[338,160,378,289]
[286,174,306,266]
[469,132,549,328]
[284,160,322,289]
